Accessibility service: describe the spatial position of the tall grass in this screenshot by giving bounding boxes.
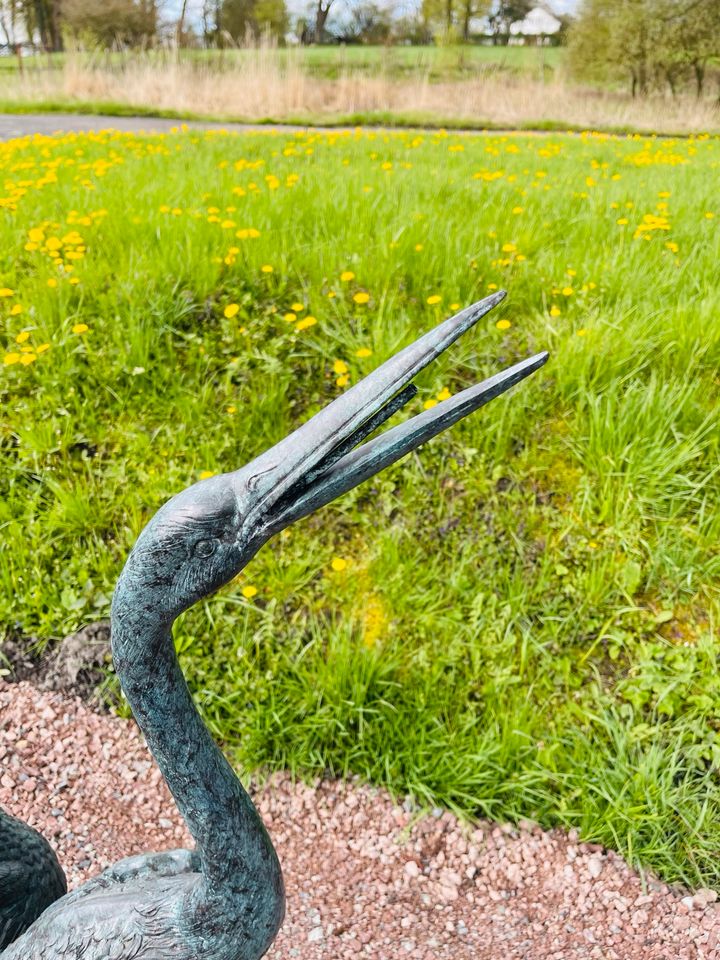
[2,48,719,134]
[0,126,718,885]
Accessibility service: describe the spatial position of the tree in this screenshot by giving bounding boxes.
[63,0,158,47]
[487,0,531,44]
[421,0,489,40]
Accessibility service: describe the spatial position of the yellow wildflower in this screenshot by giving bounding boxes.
[36,343,50,354]
[10,305,22,316]
[0,288,14,298]
[340,271,355,282]
[353,292,370,305]
[226,405,237,415]
[15,331,30,344]
[72,323,89,334]
[261,264,273,273]
[199,470,216,480]
[333,359,348,375]
[241,585,258,599]
[296,316,317,331]
[19,353,36,366]
[355,347,372,358]
[437,387,451,401]
[336,374,350,388]
[331,557,347,572]
[291,302,305,312]
[3,352,20,366]
[47,278,58,288]
[283,312,297,323]
[414,244,423,252]
[496,319,512,330]
[224,304,239,319]
[562,287,574,296]
[427,295,441,305]
[423,399,438,409]
[550,305,561,317]
[665,241,679,253]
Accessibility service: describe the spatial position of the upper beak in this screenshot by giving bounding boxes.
[240,290,548,534]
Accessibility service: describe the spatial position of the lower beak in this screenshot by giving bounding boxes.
[245,291,548,533]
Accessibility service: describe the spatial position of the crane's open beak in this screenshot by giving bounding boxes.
[240,290,548,536]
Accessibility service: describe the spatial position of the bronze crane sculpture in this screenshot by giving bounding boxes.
[0,291,547,959]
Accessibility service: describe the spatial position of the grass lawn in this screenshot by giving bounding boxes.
[1,126,718,886]
[0,45,564,82]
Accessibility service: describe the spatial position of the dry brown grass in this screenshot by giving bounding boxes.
[4,53,720,134]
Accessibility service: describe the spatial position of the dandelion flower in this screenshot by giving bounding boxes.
[576,329,588,337]
[423,399,438,410]
[450,303,460,310]
[496,319,512,330]
[72,323,89,334]
[665,241,679,253]
[19,353,36,366]
[437,387,451,401]
[705,212,715,219]
[414,244,423,252]
[69,278,80,286]
[512,206,524,215]
[331,557,347,572]
[562,287,574,297]
[336,374,350,388]
[296,316,317,331]
[241,585,258,599]
[353,292,370,305]
[261,264,273,274]
[224,304,240,319]
[502,243,516,253]
[355,347,372,358]
[47,279,58,288]
[283,312,297,323]
[487,283,498,291]
[36,343,50,354]
[616,218,628,225]
[291,302,305,312]
[15,331,30,344]
[550,305,561,317]
[427,295,441,305]
[226,405,237,415]
[199,470,216,480]
[333,359,348,375]
[10,305,22,316]
[0,288,14,298]
[3,352,20,366]
[340,271,355,282]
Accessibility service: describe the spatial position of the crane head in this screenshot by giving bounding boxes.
[113,291,547,624]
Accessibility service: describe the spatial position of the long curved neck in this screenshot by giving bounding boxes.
[110,585,284,915]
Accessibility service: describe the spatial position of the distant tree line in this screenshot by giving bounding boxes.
[569,0,720,98]
[0,0,544,50]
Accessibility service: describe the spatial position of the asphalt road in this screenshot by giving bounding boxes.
[0,113,313,141]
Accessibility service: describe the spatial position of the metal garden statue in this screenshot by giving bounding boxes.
[0,291,547,959]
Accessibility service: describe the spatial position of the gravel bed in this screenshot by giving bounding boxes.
[1,680,715,959]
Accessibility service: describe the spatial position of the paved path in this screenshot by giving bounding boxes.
[0,113,318,141]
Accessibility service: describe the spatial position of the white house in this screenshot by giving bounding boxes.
[509,6,562,44]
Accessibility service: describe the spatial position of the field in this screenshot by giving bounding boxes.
[1,46,718,134]
[1,126,719,887]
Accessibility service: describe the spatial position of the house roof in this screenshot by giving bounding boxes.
[509,6,562,35]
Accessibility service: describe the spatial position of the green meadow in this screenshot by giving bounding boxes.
[1,126,718,885]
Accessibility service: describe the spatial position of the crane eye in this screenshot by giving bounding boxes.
[193,538,219,559]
